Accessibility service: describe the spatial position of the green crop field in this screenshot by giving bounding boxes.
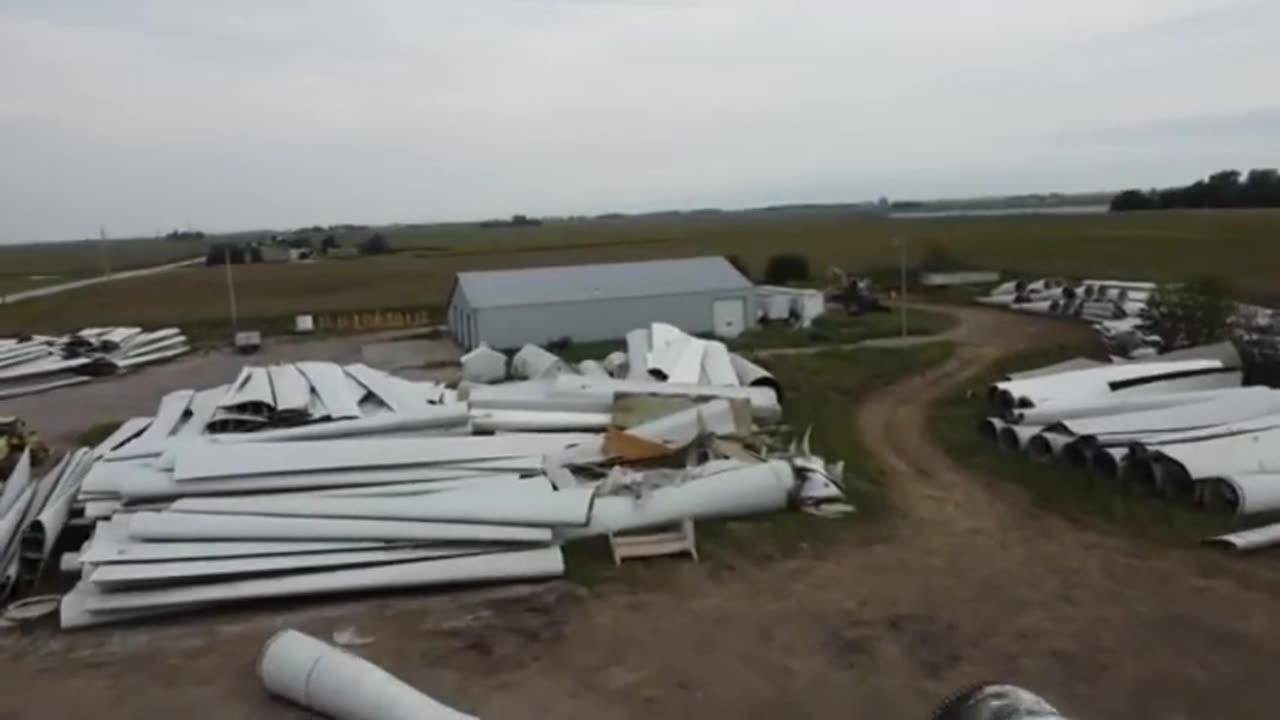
[1,209,1278,335]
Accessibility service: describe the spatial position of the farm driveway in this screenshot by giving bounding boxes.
[3,305,1280,719]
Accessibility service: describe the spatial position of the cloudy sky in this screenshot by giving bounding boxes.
[2,0,1278,243]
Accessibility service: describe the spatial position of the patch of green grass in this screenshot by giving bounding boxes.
[929,344,1274,542]
[554,340,627,365]
[74,420,123,448]
[564,342,956,584]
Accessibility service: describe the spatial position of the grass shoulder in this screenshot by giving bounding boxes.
[565,341,955,584]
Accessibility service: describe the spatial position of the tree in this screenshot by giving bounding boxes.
[205,243,249,265]
[1112,168,1280,211]
[1109,190,1158,212]
[763,253,810,285]
[1140,277,1235,350]
[359,233,391,255]
[320,235,339,254]
[726,254,751,279]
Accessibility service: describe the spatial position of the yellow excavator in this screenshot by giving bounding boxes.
[0,418,48,478]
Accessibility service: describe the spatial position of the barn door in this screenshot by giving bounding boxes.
[712,298,746,338]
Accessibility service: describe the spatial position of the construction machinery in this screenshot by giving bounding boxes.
[0,417,48,477]
[826,267,890,314]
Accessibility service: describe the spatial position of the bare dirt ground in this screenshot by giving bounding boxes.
[4,305,1280,719]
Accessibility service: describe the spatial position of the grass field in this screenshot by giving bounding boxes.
[2,209,1279,334]
[929,343,1280,542]
[564,341,955,584]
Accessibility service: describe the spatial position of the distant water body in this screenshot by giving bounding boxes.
[890,205,1108,219]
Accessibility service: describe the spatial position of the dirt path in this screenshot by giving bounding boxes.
[4,305,1280,719]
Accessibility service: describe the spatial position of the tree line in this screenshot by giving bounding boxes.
[1111,169,1280,212]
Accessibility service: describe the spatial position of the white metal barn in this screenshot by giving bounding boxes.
[447,257,756,350]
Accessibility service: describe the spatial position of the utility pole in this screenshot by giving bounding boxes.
[224,246,239,334]
[98,225,111,276]
[895,237,908,337]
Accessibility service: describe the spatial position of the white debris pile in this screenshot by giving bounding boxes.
[976,279,1161,358]
[754,285,826,327]
[973,342,1280,552]
[0,326,190,399]
[38,324,848,629]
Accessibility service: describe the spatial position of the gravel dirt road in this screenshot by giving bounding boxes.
[3,305,1279,719]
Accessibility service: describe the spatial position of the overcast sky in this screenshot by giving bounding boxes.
[2,0,1278,243]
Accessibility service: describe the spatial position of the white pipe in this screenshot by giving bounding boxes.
[728,353,781,398]
[1143,426,1280,489]
[80,520,398,564]
[601,351,629,378]
[1206,522,1280,552]
[211,408,470,442]
[1026,431,1073,463]
[259,629,477,720]
[510,344,567,379]
[173,434,594,481]
[460,343,508,384]
[469,409,611,432]
[1088,446,1128,480]
[977,417,1008,445]
[127,512,556,544]
[82,461,505,501]
[576,360,609,378]
[625,328,652,381]
[561,460,793,538]
[551,374,780,422]
[1012,387,1262,425]
[996,423,1045,453]
[464,379,614,414]
[1048,392,1280,440]
[555,399,742,466]
[88,545,501,590]
[112,342,189,369]
[169,484,595,527]
[990,360,1228,410]
[1202,474,1280,515]
[61,546,565,626]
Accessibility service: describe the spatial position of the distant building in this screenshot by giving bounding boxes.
[447,257,756,350]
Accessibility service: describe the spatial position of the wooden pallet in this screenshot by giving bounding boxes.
[609,519,699,565]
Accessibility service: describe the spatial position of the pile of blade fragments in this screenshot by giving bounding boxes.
[0,326,190,399]
[975,278,1163,359]
[977,341,1280,553]
[6,322,847,629]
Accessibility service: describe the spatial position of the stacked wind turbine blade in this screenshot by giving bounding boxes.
[969,344,1280,552]
[0,325,191,398]
[43,321,838,628]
